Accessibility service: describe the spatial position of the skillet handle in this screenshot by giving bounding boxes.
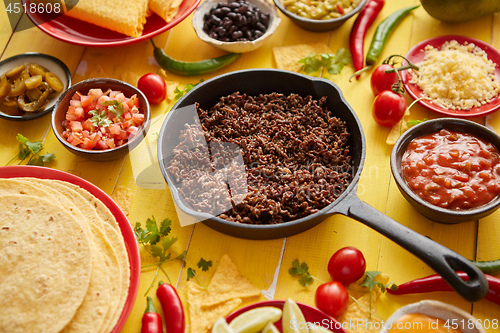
[346,196,488,302]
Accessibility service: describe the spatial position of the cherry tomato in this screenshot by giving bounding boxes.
[315,281,349,318]
[137,73,166,105]
[372,90,407,128]
[370,64,399,96]
[328,246,366,285]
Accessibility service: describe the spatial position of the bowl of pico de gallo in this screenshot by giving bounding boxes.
[51,77,151,161]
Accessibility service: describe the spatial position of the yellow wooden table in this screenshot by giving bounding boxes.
[1,0,500,332]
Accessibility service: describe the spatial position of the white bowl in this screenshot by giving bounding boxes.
[192,0,281,53]
[380,300,486,333]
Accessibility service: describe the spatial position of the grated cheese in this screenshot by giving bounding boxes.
[409,40,500,110]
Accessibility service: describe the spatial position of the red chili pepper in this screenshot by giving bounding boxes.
[349,0,385,80]
[387,272,500,305]
[141,296,163,333]
[156,281,185,333]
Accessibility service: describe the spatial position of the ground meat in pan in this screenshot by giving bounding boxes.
[167,92,353,224]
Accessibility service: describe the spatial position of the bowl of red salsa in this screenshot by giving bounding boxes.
[390,118,500,223]
[52,78,151,161]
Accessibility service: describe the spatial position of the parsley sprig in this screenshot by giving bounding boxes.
[298,49,352,76]
[288,259,324,287]
[358,271,393,320]
[135,216,186,295]
[187,258,212,291]
[5,134,56,166]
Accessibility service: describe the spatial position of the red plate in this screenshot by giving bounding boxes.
[0,165,140,333]
[401,35,500,118]
[226,301,347,333]
[25,0,201,47]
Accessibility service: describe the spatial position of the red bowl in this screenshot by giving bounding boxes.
[226,300,348,333]
[25,0,201,47]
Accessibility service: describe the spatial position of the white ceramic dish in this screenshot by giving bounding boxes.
[192,0,280,53]
[380,300,486,333]
[0,53,72,121]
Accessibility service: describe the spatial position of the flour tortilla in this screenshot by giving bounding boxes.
[0,178,131,333]
[23,178,130,333]
[64,0,150,37]
[0,194,93,333]
[47,180,130,333]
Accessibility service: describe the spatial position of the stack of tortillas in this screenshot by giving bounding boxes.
[62,0,183,37]
[0,177,130,333]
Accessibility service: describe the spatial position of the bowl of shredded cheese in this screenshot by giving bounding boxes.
[401,35,500,118]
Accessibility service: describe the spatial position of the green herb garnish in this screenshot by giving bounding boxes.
[5,134,56,166]
[135,216,186,295]
[288,259,322,287]
[298,49,352,75]
[187,258,212,291]
[89,109,112,127]
[102,100,124,118]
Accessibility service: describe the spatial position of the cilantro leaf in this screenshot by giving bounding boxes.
[6,134,56,166]
[298,52,322,74]
[298,272,314,287]
[174,79,204,100]
[134,222,148,242]
[17,145,31,160]
[288,259,319,287]
[40,152,56,163]
[89,109,112,127]
[407,118,427,127]
[16,133,29,145]
[360,271,389,321]
[298,49,352,76]
[326,48,352,75]
[289,259,309,276]
[159,218,172,237]
[102,100,124,117]
[187,267,196,281]
[198,258,212,271]
[361,271,386,292]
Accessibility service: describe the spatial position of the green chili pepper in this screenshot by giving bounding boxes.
[151,40,241,76]
[350,5,419,79]
[365,5,419,66]
[472,259,500,275]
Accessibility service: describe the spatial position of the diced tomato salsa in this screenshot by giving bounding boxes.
[402,129,500,210]
[62,88,144,151]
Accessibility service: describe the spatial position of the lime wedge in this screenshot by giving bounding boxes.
[282,298,309,333]
[213,318,235,333]
[262,321,281,333]
[229,306,282,333]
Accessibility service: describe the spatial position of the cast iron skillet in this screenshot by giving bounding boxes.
[391,118,500,223]
[157,69,488,302]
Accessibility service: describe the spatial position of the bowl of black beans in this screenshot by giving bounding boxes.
[192,0,281,53]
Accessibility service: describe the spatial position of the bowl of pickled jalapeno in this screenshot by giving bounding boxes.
[0,53,71,121]
[273,0,367,32]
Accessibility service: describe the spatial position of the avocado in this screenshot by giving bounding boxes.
[420,0,500,23]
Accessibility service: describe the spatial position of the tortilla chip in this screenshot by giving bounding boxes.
[338,273,390,333]
[111,185,133,216]
[149,0,183,23]
[273,43,332,72]
[64,0,150,37]
[201,254,261,307]
[187,281,242,333]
